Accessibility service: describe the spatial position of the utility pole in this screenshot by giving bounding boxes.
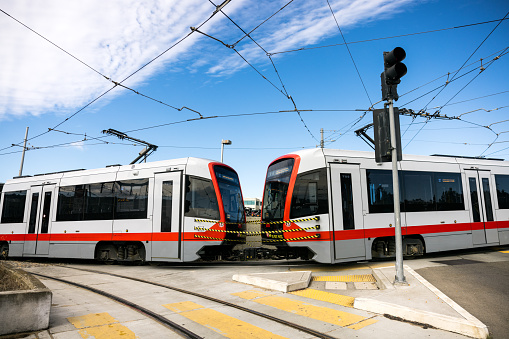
[379,47,407,284]
[320,128,324,148]
[388,98,405,284]
[19,127,29,177]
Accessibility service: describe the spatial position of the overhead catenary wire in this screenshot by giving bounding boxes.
[419,10,509,113]
[2,1,231,152]
[401,47,509,148]
[1,3,508,163]
[398,47,508,101]
[204,1,318,141]
[231,0,295,48]
[326,0,372,106]
[268,17,509,56]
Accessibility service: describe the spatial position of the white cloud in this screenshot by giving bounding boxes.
[0,0,416,120]
[0,0,217,119]
[207,0,415,75]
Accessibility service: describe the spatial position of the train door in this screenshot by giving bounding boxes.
[151,171,182,260]
[465,169,499,245]
[23,185,54,256]
[330,164,365,260]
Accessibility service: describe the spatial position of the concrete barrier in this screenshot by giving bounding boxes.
[0,263,52,336]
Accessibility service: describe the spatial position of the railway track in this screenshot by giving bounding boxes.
[33,264,337,339]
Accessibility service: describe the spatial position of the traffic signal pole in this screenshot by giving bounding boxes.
[379,47,408,285]
[388,99,406,284]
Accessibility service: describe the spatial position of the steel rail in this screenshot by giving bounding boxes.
[52,265,337,339]
[32,272,201,339]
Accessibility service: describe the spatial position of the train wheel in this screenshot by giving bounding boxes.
[0,243,8,260]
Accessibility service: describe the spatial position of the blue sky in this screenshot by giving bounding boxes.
[0,0,508,199]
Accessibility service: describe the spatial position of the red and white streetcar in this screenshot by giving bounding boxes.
[0,158,245,263]
[261,148,509,263]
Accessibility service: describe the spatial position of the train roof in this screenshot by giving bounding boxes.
[282,148,509,172]
[3,157,220,187]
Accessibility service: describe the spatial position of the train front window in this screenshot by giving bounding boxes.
[214,166,244,223]
[262,158,294,221]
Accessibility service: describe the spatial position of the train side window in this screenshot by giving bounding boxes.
[482,178,494,221]
[495,174,509,209]
[435,172,464,211]
[469,178,481,222]
[56,185,86,221]
[340,173,355,230]
[403,172,434,211]
[1,190,27,224]
[114,179,149,220]
[161,181,173,232]
[290,168,328,219]
[184,176,220,220]
[28,193,39,233]
[85,182,114,220]
[41,192,52,233]
[367,169,395,213]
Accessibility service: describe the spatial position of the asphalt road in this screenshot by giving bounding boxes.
[416,254,509,339]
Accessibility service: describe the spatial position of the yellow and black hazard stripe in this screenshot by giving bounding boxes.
[245,216,320,224]
[193,219,245,225]
[194,233,320,242]
[195,216,320,225]
[194,225,320,235]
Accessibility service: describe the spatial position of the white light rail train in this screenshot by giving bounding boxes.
[261,148,509,263]
[0,158,245,263]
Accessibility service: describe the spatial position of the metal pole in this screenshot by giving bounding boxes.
[388,100,406,284]
[320,128,324,148]
[221,143,225,163]
[19,127,29,177]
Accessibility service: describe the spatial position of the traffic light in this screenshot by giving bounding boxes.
[381,47,407,101]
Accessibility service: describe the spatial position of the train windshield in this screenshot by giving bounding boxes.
[214,166,245,223]
[262,158,295,222]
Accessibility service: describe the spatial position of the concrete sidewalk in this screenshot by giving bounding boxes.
[233,263,489,339]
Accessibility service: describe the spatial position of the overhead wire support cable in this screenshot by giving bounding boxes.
[106,80,204,118]
[232,0,295,48]
[435,47,509,114]
[3,2,227,151]
[326,0,373,106]
[0,8,105,78]
[398,47,508,104]
[269,17,509,56]
[419,10,509,113]
[209,0,318,141]
[209,0,292,97]
[191,27,289,97]
[400,48,509,142]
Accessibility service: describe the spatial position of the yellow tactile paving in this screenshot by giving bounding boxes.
[164,300,203,312]
[67,312,118,329]
[312,274,376,282]
[500,250,509,254]
[67,312,137,339]
[289,288,356,307]
[234,292,365,327]
[289,262,391,272]
[164,301,287,339]
[231,290,271,300]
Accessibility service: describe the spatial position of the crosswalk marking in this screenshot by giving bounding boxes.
[289,288,356,307]
[164,301,287,339]
[67,312,137,339]
[233,291,366,327]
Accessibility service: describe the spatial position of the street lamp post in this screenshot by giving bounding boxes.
[221,139,232,163]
